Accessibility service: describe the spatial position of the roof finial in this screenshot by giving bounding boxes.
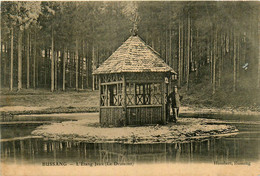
[130,23,138,36]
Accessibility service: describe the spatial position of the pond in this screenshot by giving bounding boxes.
[1,113,259,166]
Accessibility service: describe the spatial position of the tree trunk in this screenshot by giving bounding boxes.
[86,58,89,88]
[51,28,54,92]
[169,29,172,68]
[165,29,168,64]
[210,30,213,84]
[10,27,14,91]
[75,39,79,91]
[258,17,260,88]
[33,30,37,89]
[213,28,216,94]
[36,46,38,88]
[69,52,72,88]
[233,32,237,92]
[92,45,95,90]
[191,28,193,73]
[17,30,22,91]
[0,41,2,90]
[180,19,184,85]
[196,30,199,78]
[44,49,47,86]
[222,32,226,71]
[186,14,190,91]
[178,21,181,87]
[63,48,66,91]
[81,40,85,90]
[26,32,30,89]
[54,51,58,90]
[237,35,240,79]
[4,42,7,87]
[218,33,222,87]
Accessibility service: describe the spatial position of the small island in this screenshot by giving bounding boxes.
[32,114,238,144]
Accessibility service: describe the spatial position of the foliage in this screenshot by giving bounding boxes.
[0,1,259,108]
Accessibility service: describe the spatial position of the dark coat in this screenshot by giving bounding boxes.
[167,92,182,108]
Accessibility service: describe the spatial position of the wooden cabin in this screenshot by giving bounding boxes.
[93,35,176,126]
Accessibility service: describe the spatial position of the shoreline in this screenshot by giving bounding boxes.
[27,132,239,144]
[31,116,238,144]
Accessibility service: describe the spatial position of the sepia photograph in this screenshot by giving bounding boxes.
[0,1,259,176]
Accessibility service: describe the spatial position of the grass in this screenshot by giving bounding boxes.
[0,88,99,116]
[0,88,99,108]
[180,77,260,111]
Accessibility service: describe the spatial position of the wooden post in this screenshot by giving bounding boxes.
[122,74,126,126]
[92,75,95,90]
[95,75,98,90]
[98,75,101,124]
[169,75,172,94]
[106,84,108,106]
[133,83,136,105]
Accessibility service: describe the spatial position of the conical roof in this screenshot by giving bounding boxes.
[93,35,176,75]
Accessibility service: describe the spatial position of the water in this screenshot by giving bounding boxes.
[1,113,259,166]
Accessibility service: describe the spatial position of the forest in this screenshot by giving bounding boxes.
[1,1,259,109]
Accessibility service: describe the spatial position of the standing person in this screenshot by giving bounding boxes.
[167,86,182,123]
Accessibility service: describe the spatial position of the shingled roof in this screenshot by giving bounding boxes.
[93,35,176,75]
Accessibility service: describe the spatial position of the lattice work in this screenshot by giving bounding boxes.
[126,82,163,105]
[101,95,106,106]
[101,74,123,83]
[113,96,118,105]
[144,95,151,104]
[126,94,135,105]
[136,95,144,105]
[151,94,161,105]
[117,95,122,106]
[126,73,163,81]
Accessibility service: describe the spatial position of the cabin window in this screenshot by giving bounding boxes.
[126,83,162,105]
[100,83,122,106]
[101,81,162,106]
[151,83,162,105]
[126,83,135,105]
[136,84,151,105]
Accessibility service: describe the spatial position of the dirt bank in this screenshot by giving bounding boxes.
[32,114,238,144]
[181,106,260,116]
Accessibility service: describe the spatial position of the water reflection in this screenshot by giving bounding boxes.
[1,135,259,165]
